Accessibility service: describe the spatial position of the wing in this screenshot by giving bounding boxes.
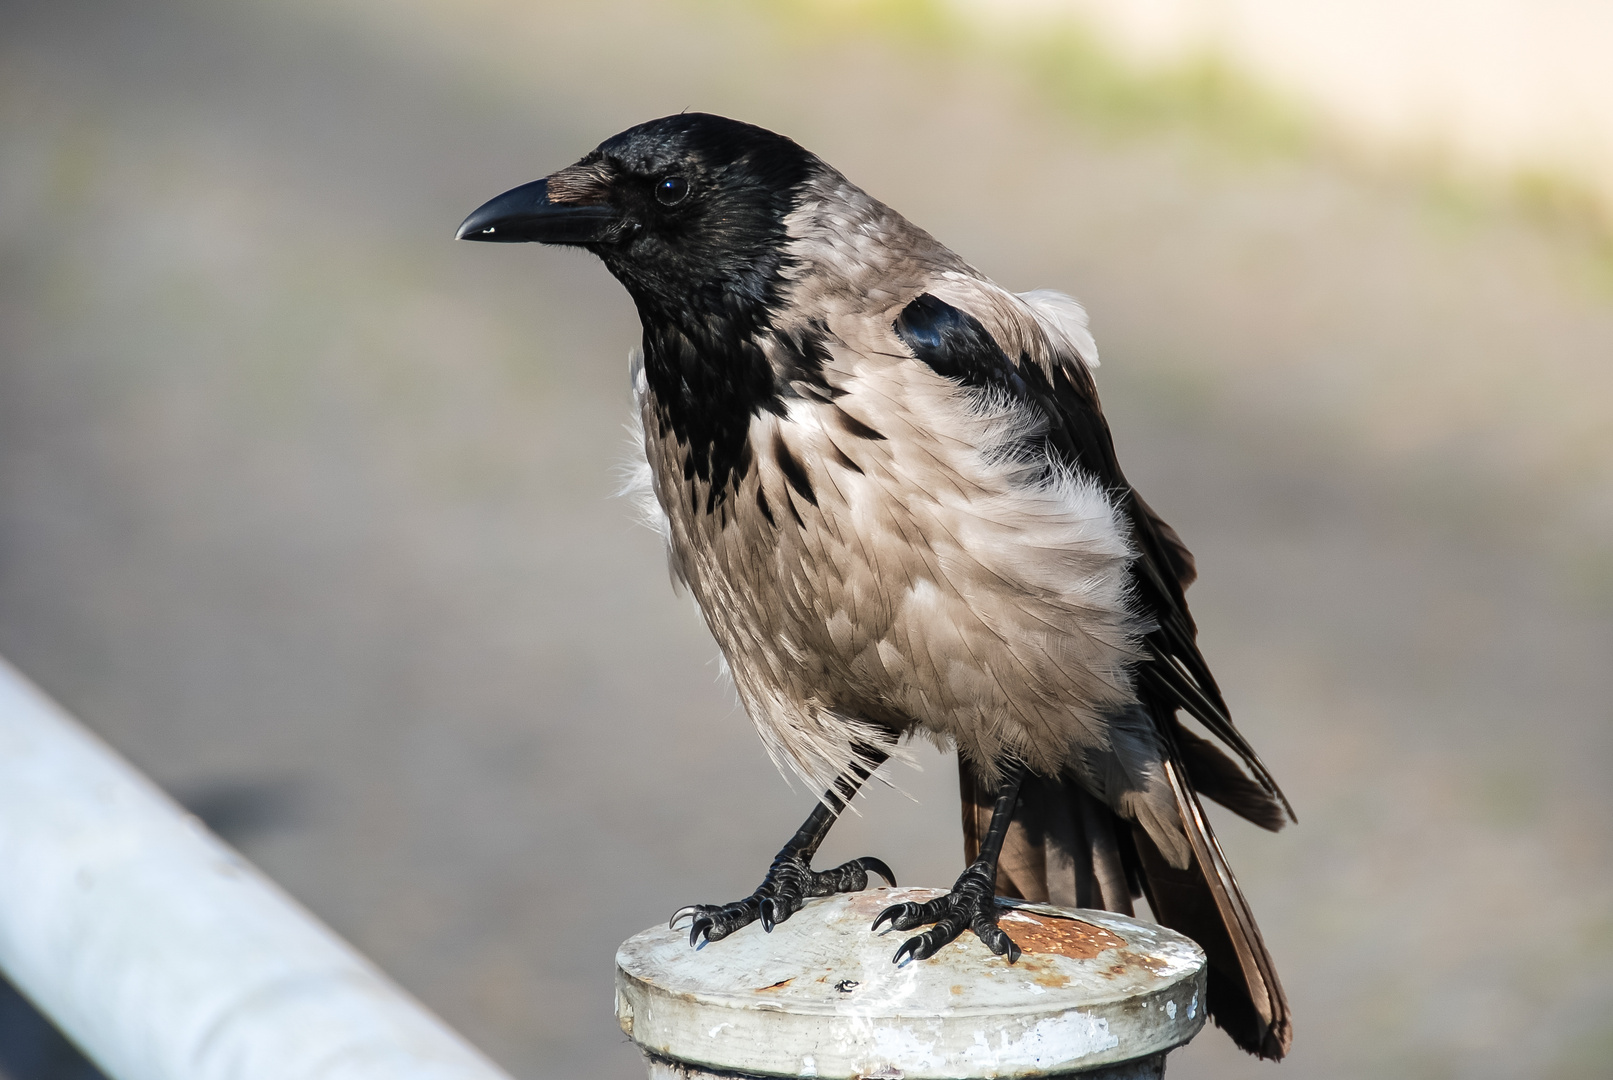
[893,291,1294,827]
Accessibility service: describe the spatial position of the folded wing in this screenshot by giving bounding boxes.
[898,289,1293,1059]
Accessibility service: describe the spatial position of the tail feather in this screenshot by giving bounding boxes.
[960,763,1134,912]
[960,755,1292,1060]
[1147,755,1291,1058]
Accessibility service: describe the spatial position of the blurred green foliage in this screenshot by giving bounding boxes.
[755,0,1312,156]
[746,0,1613,279]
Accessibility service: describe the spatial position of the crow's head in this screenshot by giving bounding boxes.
[458,114,816,322]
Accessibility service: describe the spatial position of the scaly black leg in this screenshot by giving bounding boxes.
[669,752,896,947]
[873,760,1026,964]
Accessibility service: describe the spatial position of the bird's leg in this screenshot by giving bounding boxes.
[669,752,896,947]
[873,760,1027,964]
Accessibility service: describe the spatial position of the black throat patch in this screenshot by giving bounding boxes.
[640,309,837,513]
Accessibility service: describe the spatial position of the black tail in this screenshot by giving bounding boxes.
[961,750,1293,1059]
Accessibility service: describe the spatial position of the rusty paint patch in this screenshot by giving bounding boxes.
[755,978,793,992]
[1001,912,1126,960]
[1129,952,1173,975]
[1020,959,1073,989]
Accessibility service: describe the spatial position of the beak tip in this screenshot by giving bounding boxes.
[456,176,616,246]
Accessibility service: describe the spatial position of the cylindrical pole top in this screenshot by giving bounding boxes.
[616,887,1205,1079]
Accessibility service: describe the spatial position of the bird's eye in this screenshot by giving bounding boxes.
[656,175,689,206]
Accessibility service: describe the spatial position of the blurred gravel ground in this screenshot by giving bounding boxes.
[1,1,1610,1077]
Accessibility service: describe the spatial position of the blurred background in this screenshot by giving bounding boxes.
[2,0,1610,1077]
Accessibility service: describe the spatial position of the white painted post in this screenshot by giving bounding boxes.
[0,656,516,1080]
[616,889,1206,1079]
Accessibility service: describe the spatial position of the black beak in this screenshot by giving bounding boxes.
[456,177,618,244]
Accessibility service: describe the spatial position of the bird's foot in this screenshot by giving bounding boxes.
[670,852,896,947]
[872,859,1020,964]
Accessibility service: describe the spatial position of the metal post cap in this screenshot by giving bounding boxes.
[616,887,1206,1079]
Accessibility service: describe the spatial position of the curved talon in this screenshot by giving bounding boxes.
[873,899,938,933]
[892,934,930,965]
[871,902,907,933]
[856,856,898,887]
[974,918,1022,963]
[675,848,901,951]
[874,859,1015,965]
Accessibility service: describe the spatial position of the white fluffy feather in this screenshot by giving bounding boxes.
[1018,288,1099,368]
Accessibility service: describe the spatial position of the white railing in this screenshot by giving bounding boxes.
[0,656,516,1080]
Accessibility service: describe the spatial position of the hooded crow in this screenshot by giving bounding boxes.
[459,113,1294,1059]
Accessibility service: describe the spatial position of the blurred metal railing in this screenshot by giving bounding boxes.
[0,656,515,1080]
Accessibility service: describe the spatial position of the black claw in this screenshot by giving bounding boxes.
[875,858,1019,964]
[975,920,1022,963]
[891,930,934,965]
[873,898,943,933]
[675,847,899,951]
[857,856,898,887]
[871,902,909,933]
[893,930,945,965]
